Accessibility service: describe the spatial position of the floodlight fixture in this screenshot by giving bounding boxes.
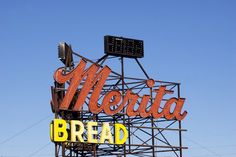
[58,42,74,67]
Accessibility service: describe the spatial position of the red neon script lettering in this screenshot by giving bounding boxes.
[54,59,187,120]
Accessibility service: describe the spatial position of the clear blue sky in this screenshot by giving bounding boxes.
[0,0,235,156]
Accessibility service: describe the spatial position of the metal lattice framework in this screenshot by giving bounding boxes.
[51,51,187,157]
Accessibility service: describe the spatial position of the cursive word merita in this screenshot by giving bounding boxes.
[54,59,187,121]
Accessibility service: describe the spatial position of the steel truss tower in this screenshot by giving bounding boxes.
[51,49,187,157]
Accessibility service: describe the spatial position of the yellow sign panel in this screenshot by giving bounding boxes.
[50,119,128,145]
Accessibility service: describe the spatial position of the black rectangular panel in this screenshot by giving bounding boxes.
[104,35,144,58]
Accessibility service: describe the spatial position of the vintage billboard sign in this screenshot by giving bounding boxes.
[50,38,188,157]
